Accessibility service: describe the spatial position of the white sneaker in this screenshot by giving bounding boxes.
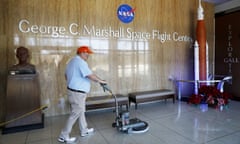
[81,128,94,137]
[58,136,77,143]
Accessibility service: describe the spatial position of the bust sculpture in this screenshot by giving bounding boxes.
[9,46,36,74]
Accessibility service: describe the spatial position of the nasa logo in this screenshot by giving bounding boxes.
[117,4,135,24]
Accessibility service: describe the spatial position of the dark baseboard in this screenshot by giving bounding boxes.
[2,114,44,135]
[232,97,240,101]
[180,97,189,102]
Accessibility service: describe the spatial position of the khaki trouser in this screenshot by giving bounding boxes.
[60,90,88,138]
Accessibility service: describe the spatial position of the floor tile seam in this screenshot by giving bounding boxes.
[174,130,202,144]
[90,117,116,130]
[96,122,163,144]
[140,111,195,122]
[26,137,52,144]
[95,126,116,133]
[215,119,240,129]
[153,117,240,144]
[136,110,197,128]
[135,103,198,114]
[26,128,53,142]
[181,128,240,144]
[149,120,197,144]
[136,109,181,121]
[216,129,240,138]
[146,114,185,135]
[97,129,114,144]
[203,130,240,144]
[146,130,174,144]
[49,118,57,143]
[25,131,30,144]
[198,116,240,131]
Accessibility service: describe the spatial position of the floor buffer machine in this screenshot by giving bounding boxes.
[100,83,149,134]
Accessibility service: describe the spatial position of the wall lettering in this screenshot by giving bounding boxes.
[18,19,193,43]
[224,24,239,74]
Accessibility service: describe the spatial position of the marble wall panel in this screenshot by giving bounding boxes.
[0,0,214,117]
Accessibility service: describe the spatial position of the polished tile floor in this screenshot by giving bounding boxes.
[1,100,240,144]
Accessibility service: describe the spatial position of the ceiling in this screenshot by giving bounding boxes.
[203,0,233,5]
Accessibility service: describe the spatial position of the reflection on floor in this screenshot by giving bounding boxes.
[1,100,240,144]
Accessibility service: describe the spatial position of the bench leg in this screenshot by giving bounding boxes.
[119,104,129,111]
[120,105,123,111]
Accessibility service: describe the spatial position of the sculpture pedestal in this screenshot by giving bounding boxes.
[2,74,44,134]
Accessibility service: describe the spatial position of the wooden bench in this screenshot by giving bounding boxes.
[86,94,129,111]
[128,89,175,109]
